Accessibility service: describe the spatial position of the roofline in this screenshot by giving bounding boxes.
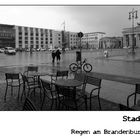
[84,32,106,34]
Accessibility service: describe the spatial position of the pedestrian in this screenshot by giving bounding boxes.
[52,50,56,63]
[104,50,109,58]
[55,48,61,63]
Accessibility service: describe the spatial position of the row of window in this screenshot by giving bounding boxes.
[18,32,50,37]
[71,38,78,41]
[70,34,78,37]
[18,27,49,33]
[18,41,52,44]
[0,33,15,38]
[70,42,77,44]
[18,37,49,40]
[19,44,45,48]
[18,36,52,40]
[82,37,98,40]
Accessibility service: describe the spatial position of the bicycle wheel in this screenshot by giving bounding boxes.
[83,63,92,72]
[69,63,78,72]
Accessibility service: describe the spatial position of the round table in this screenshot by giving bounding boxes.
[55,79,82,87]
[55,79,83,109]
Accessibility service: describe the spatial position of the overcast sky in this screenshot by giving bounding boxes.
[0,5,140,36]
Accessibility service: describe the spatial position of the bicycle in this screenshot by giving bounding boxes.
[69,58,92,73]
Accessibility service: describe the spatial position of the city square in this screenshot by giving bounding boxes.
[0,5,140,111]
[2,3,140,140]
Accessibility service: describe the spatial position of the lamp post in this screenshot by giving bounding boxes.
[128,8,138,55]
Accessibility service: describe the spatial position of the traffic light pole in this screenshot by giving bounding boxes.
[77,32,83,72]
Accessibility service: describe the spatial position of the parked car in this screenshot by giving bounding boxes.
[40,48,46,51]
[36,48,40,51]
[0,48,5,53]
[4,47,16,55]
[49,48,55,51]
[36,48,46,51]
[65,48,69,51]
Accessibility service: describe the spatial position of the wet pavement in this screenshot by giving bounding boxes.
[0,49,140,110]
[1,49,140,79]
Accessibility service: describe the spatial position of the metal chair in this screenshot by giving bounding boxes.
[74,72,86,93]
[22,97,37,111]
[40,79,59,110]
[21,74,41,100]
[24,65,38,76]
[24,65,38,82]
[127,84,140,107]
[51,70,69,83]
[4,73,23,101]
[81,75,102,110]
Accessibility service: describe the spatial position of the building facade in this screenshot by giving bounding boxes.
[0,24,80,51]
[81,32,106,49]
[122,25,140,48]
[0,23,110,51]
[15,26,54,51]
[99,37,123,49]
[67,31,78,49]
[0,24,64,50]
[52,30,62,49]
[0,24,15,48]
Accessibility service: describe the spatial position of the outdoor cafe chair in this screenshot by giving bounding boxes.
[73,72,86,92]
[40,79,60,110]
[22,97,37,111]
[24,65,39,83]
[24,65,38,76]
[21,74,41,100]
[127,84,140,108]
[4,73,23,101]
[79,75,102,110]
[51,70,69,83]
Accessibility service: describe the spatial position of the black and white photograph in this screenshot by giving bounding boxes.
[0,5,140,111]
[1,1,140,140]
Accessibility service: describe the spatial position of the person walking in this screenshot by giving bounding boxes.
[51,50,56,63]
[55,48,61,63]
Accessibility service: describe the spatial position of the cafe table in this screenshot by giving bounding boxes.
[55,79,82,88]
[54,79,85,109]
[55,79,83,96]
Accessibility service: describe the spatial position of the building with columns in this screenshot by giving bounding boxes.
[0,23,79,51]
[15,26,54,51]
[122,25,140,48]
[99,37,123,49]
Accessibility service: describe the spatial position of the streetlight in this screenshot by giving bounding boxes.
[128,8,138,55]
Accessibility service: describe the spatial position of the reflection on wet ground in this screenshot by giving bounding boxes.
[0,49,140,81]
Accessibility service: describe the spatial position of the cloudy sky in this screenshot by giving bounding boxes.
[0,5,140,36]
